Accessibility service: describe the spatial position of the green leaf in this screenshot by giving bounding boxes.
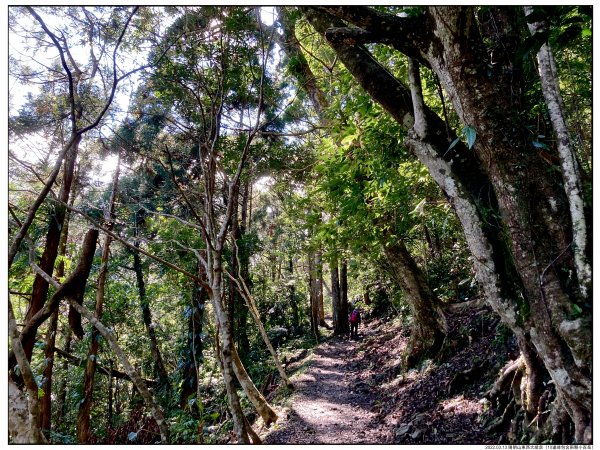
[447,137,461,152]
[463,126,477,149]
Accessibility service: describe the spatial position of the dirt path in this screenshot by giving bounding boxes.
[262,328,387,444]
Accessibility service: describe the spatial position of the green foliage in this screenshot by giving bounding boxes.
[7,5,592,444]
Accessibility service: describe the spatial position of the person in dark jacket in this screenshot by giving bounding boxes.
[349,306,361,339]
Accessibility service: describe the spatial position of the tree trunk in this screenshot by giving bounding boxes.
[524,6,591,299]
[40,192,75,431]
[67,297,169,443]
[228,264,294,390]
[209,260,250,444]
[238,179,251,355]
[179,264,207,410]
[231,348,278,426]
[424,9,591,441]
[339,260,349,334]
[383,239,447,367]
[54,329,72,430]
[308,253,320,340]
[107,359,114,429]
[305,6,592,442]
[132,216,170,392]
[8,301,47,443]
[288,258,299,330]
[330,258,343,334]
[316,251,326,326]
[21,136,80,363]
[77,159,120,443]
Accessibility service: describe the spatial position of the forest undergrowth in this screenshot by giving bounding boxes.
[259,303,515,445]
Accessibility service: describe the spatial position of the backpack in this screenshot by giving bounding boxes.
[349,309,359,324]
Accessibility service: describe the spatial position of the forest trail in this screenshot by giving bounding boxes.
[261,307,501,445]
[262,326,388,444]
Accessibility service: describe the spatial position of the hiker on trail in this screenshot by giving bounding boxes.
[349,304,361,339]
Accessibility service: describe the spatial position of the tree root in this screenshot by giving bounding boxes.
[483,352,582,444]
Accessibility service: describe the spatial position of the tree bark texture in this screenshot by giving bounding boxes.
[304,6,591,442]
[23,137,80,359]
[9,301,47,443]
[524,6,591,300]
[383,240,447,367]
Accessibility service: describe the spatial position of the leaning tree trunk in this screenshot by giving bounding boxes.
[19,136,80,364]
[209,259,250,444]
[383,239,447,367]
[67,298,169,443]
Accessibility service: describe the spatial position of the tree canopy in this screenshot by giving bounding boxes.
[8,6,592,445]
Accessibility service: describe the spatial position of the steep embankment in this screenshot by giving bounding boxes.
[262,304,510,444]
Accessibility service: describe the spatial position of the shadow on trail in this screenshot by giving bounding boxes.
[264,330,382,444]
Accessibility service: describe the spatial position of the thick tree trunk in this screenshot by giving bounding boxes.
[424,9,591,441]
[21,138,80,362]
[383,240,447,366]
[305,6,591,442]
